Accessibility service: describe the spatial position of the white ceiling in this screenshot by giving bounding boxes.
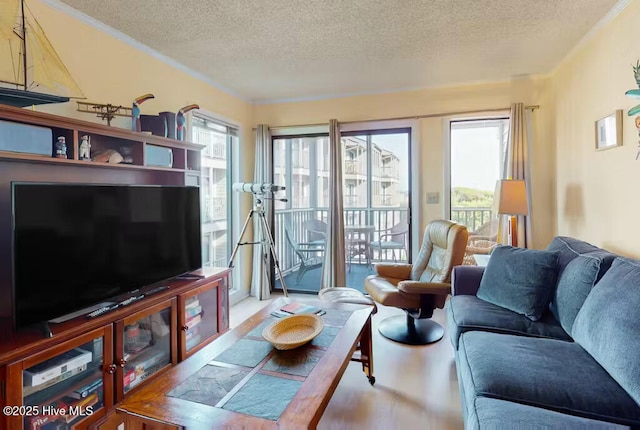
[58,0,622,104]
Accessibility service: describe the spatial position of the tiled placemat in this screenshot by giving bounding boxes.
[222,373,302,421]
[310,325,341,348]
[167,364,249,407]
[262,347,324,377]
[213,338,273,367]
[246,318,278,338]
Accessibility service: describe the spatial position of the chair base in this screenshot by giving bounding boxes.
[378,314,444,345]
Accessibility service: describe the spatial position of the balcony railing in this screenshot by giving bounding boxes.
[344,160,361,175]
[271,206,492,277]
[379,166,397,179]
[451,207,493,232]
[275,207,408,275]
[204,142,226,159]
[194,128,226,160]
[203,197,226,223]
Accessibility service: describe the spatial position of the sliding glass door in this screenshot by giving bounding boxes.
[273,129,411,293]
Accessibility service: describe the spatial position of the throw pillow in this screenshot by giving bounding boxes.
[546,236,616,282]
[572,257,640,406]
[477,245,559,321]
[549,255,601,335]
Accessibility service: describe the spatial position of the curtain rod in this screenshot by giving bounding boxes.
[257,105,539,131]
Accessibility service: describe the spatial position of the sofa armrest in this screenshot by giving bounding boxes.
[451,265,485,296]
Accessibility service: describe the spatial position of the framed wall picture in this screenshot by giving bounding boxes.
[595,110,623,150]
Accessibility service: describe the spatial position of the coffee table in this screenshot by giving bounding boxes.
[117,297,374,429]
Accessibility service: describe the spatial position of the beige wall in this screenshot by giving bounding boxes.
[552,0,640,257]
[255,79,556,249]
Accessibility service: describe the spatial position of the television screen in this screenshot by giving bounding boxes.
[12,183,201,329]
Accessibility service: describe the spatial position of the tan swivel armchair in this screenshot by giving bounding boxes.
[364,220,468,345]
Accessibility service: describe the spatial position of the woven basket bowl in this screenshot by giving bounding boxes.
[262,314,324,350]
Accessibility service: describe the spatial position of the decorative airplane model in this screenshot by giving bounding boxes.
[76,93,155,127]
[76,101,132,126]
[76,96,200,141]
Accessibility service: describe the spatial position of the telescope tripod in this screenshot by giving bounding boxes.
[228,196,289,297]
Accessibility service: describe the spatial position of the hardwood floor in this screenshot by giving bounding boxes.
[230,294,464,430]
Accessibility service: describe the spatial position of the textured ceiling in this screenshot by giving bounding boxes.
[59,0,620,103]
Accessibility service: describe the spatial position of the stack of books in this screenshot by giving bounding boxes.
[123,349,169,392]
[25,394,103,430]
[68,378,102,400]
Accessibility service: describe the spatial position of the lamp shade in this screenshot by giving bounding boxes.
[493,179,528,215]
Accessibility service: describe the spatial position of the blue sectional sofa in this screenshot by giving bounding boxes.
[447,237,640,429]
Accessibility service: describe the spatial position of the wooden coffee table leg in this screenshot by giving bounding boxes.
[360,315,375,385]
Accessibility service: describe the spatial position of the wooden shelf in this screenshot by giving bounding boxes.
[0,103,204,172]
[0,150,200,173]
[0,104,203,151]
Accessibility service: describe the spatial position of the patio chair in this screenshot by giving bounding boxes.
[284,225,324,284]
[463,219,499,265]
[369,222,408,262]
[304,219,328,248]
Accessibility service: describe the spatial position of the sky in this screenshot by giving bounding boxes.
[451,125,504,192]
[369,125,504,193]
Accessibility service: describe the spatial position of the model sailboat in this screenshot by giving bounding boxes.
[0,0,84,107]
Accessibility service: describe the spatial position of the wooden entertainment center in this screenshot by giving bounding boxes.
[0,105,231,429]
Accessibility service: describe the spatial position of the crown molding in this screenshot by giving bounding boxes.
[551,0,633,75]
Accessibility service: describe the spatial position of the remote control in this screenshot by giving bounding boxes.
[119,295,144,306]
[87,305,117,318]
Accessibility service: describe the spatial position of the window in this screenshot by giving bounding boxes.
[448,118,509,231]
[190,115,238,272]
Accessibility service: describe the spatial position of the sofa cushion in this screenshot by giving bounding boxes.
[446,295,571,349]
[550,255,601,335]
[573,257,640,406]
[470,397,631,430]
[457,331,640,426]
[477,246,559,321]
[546,236,616,279]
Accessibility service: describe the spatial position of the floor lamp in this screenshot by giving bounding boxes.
[494,179,528,247]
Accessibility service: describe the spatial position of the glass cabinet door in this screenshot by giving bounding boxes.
[117,300,176,399]
[17,326,112,430]
[179,281,220,359]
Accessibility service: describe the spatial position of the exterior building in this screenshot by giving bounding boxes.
[274,135,405,212]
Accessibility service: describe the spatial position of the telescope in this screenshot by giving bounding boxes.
[232,182,285,194]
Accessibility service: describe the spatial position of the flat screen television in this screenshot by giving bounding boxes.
[12,183,202,330]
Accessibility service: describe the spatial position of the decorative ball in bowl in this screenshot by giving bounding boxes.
[262,314,324,350]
